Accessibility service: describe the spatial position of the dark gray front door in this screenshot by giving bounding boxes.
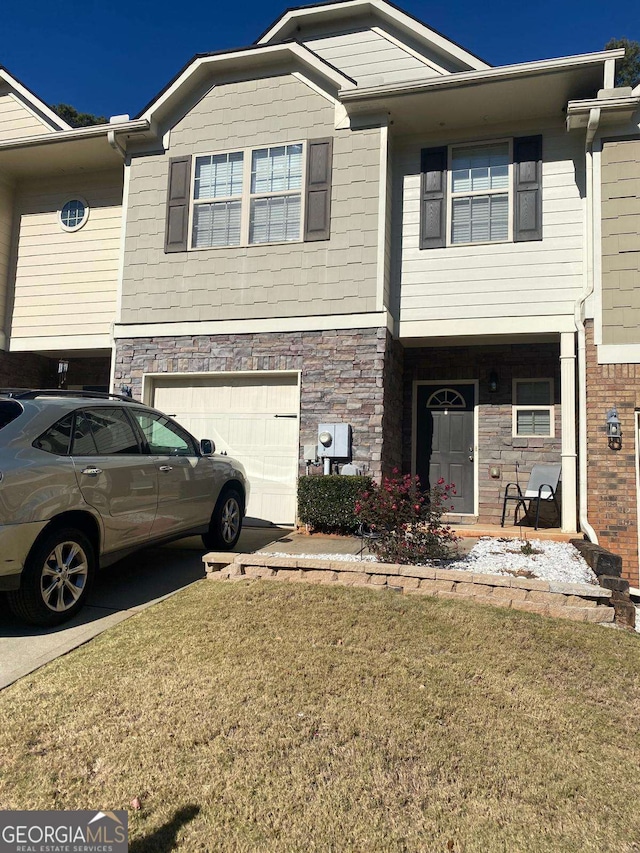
[416,384,475,514]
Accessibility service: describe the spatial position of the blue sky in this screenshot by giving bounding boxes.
[2,0,638,119]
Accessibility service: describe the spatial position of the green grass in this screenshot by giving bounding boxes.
[1,581,640,852]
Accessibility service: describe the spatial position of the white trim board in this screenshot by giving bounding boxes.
[596,344,640,365]
[114,311,393,340]
[9,333,112,352]
[399,315,576,339]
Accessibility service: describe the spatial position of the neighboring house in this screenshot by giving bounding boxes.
[0,1,637,580]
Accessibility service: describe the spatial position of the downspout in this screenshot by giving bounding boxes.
[107,129,127,160]
[573,106,601,543]
[107,128,127,393]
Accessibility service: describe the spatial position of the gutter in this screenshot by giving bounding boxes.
[574,106,601,544]
[0,118,151,152]
[338,49,625,102]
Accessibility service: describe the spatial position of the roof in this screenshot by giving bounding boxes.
[0,66,72,132]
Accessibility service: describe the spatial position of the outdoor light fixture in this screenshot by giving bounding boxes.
[606,406,622,450]
[488,370,499,393]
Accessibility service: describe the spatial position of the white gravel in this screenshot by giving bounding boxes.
[264,538,598,586]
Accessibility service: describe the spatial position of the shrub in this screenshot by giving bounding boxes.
[355,472,458,564]
[298,475,373,534]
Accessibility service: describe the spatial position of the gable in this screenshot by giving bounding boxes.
[0,90,56,142]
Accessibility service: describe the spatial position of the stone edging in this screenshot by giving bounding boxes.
[202,552,615,625]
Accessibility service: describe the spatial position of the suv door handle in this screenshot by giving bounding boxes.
[81,466,103,476]
[159,465,173,472]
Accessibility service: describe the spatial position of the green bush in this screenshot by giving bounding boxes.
[298,475,373,534]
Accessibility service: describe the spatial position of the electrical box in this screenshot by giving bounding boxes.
[303,444,318,463]
[317,423,351,459]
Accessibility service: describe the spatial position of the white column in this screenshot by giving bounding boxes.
[560,332,578,532]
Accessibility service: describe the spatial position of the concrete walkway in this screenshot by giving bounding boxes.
[0,525,291,690]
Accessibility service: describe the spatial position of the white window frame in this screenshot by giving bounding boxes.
[446,138,513,248]
[189,141,306,250]
[512,378,555,438]
[59,196,89,232]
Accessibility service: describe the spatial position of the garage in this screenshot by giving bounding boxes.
[148,372,300,525]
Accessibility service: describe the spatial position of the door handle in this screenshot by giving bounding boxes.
[469,455,474,461]
[81,466,102,476]
[159,465,173,472]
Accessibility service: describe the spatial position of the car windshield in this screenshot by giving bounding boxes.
[0,400,22,431]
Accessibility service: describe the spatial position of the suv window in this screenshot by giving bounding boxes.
[0,400,23,431]
[131,411,197,457]
[72,408,141,456]
[34,413,74,455]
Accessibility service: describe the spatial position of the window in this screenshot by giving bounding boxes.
[513,379,554,437]
[34,413,73,455]
[191,143,303,249]
[450,142,510,244]
[59,198,89,232]
[131,411,197,457]
[71,409,141,455]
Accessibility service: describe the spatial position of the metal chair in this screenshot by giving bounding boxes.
[500,463,561,530]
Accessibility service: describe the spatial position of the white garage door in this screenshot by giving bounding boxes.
[151,373,299,525]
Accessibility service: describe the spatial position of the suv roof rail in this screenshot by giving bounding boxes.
[0,388,140,403]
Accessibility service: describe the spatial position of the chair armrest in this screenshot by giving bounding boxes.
[503,483,524,499]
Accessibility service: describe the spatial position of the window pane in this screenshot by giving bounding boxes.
[516,381,551,405]
[451,143,509,193]
[34,414,74,455]
[71,413,99,455]
[249,194,301,244]
[132,412,196,456]
[74,409,140,455]
[194,152,243,200]
[517,409,551,436]
[251,144,303,194]
[452,193,508,244]
[193,201,241,247]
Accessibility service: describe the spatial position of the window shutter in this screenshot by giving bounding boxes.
[164,156,192,253]
[304,138,332,242]
[419,146,447,249]
[514,135,542,242]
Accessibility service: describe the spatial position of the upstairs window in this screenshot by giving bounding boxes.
[192,152,244,248]
[450,142,510,245]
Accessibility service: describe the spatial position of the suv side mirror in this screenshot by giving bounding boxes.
[200,439,215,456]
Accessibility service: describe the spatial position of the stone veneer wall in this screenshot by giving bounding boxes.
[585,320,639,586]
[114,328,401,479]
[402,343,562,526]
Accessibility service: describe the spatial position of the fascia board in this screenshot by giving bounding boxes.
[0,67,73,131]
[0,119,151,151]
[256,0,490,71]
[138,43,356,123]
[339,49,627,101]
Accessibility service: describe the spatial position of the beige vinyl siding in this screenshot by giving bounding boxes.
[601,138,640,345]
[122,75,380,325]
[10,170,122,346]
[0,91,53,141]
[0,174,16,340]
[303,29,440,86]
[395,124,584,333]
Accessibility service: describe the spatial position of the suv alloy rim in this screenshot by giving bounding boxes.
[40,541,89,612]
[221,497,240,544]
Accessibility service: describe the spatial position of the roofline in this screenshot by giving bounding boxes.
[0,118,151,153]
[254,0,491,70]
[0,66,73,131]
[135,41,356,122]
[339,49,626,102]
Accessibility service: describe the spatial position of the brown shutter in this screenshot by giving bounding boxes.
[304,138,333,242]
[419,146,447,249]
[514,135,542,242]
[164,156,191,253]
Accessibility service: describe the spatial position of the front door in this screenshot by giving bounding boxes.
[415,384,475,514]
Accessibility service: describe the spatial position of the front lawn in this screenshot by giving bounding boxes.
[1,581,639,852]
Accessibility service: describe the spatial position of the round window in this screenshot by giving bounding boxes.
[59,198,89,231]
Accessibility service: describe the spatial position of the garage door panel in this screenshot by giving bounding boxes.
[150,374,299,525]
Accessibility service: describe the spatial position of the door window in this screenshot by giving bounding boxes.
[72,409,141,455]
[131,411,197,457]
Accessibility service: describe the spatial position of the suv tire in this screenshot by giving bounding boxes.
[8,527,95,627]
[202,488,243,550]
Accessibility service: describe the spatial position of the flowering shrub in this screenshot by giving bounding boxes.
[355,472,458,564]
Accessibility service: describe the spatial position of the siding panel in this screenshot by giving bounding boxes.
[0,92,53,141]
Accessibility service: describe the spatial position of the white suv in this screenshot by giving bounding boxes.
[0,390,248,626]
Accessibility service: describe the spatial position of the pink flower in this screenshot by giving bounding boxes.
[437,477,445,485]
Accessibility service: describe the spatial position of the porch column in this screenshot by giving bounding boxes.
[560,332,578,532]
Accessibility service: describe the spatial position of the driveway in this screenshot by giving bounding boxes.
[0,525,291,690]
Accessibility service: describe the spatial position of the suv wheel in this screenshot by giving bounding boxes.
[202,489,243,551]
[8,528,95,627]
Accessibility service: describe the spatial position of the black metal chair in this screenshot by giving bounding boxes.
[501,463,561,530]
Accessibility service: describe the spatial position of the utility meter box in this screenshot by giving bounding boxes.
[317,423,351,459]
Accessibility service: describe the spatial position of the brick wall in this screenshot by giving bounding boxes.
[402,343,562,525]
[0,351,54,388]
[585,320,639,585]
[115,328,398,480]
